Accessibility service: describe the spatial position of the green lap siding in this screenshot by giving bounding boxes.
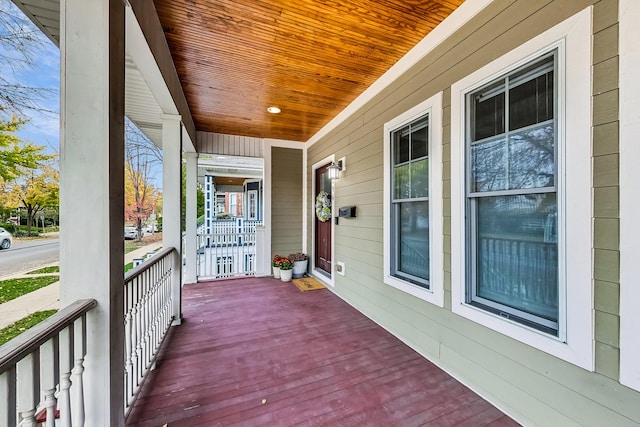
[306,0,637,424]
[271,147,303,258]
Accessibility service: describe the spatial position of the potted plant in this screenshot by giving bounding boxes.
[289,252,308,278]
[272,254,282,279]
[278,257,294,282]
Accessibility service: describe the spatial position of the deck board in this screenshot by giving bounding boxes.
[126,277,519,426]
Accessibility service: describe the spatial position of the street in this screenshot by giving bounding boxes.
[0,238,60,279]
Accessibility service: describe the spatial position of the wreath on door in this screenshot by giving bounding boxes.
[315,191,332,222]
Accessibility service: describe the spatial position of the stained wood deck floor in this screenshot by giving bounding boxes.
[126,277,519,426]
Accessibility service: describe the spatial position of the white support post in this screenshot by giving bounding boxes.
[59,0,125,424]
[162,114,183,325]
[256,225,267,276]
[184,151,198,284]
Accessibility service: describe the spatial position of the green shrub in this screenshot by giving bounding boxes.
[0,223,17,233]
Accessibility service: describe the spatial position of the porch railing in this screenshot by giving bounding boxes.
[124,247,175,416]
[197,219,263,279]
[0,298,96,426]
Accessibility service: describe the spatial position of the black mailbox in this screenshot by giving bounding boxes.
[338,206,356,218]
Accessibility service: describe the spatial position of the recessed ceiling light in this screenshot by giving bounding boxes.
[267,106,281,114]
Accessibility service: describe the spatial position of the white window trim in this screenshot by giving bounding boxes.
[619,0,640,392]
[383,92,444,307]
[450,8,593,370]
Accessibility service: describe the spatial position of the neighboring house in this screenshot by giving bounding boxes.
[8,0,640,425]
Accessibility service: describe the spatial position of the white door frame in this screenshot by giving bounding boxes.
[311,155,336,287]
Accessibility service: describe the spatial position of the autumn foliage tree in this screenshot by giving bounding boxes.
[4,160,59,234]
[125,118,161,239]
[0,116,52,181]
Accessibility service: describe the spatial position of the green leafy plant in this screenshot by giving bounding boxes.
[278,257,293,270]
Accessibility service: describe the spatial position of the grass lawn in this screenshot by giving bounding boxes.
[0,276,59,304]
[0,310,57,346]
[125,261,134,272]
[124,232,163,254]
[26,266,60,274]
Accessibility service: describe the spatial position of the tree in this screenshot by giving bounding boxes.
[0,0,56,117]
[4,161,59,235]
[0,116,52,181]
[124,118,161,240]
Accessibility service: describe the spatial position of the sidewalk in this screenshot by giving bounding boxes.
[0,242,163,330]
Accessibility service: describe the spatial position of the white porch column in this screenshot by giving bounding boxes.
[184,151,198,284]
[162,114,182,324]
[59,0,125,424]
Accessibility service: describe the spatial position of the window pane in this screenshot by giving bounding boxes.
[394,163,410,199]
[397,201,429,282]
[471,136,507,192]
[394,126,410,164]
[411,158,429,198]
[411,119,428,160]
[508,123,555,189]
[475,193,558,322]
[472,89,505,141]
[508,55,554,130]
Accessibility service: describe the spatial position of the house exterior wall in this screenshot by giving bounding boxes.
[306,0,637,424]
[271,147,303,258]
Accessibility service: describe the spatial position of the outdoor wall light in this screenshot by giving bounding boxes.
[328,159,343,180]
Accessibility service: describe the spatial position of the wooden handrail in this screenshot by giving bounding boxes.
[124,246,176,282]
[0,298,97,373]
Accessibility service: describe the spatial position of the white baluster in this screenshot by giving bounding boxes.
[58,326,74,427]
[130,283,139,392]
[0,368,17,426]
[17,352,39,427]
[40,337,59,427]
[71,358,85,427]
[72,316,86,427]
[43,387,56,427]
[58,372,72,427]
[125,307,134,405]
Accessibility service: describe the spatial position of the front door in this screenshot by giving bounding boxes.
[315,164,332,275]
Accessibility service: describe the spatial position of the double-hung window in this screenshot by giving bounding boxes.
[383,92,443,306]
[450,9,592,369]
[466,52,559,335]
[391,116,430,288]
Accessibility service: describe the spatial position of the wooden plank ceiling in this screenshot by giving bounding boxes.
[154,0,464,142]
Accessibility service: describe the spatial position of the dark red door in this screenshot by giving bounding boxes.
[315,164,332,274]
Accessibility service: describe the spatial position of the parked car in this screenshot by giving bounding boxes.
[0,227,13,250]
[124,226,139,240]
[146,222,158,233]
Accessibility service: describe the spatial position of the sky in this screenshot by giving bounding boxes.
[1,0,60,156]
[1,0,162,187]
